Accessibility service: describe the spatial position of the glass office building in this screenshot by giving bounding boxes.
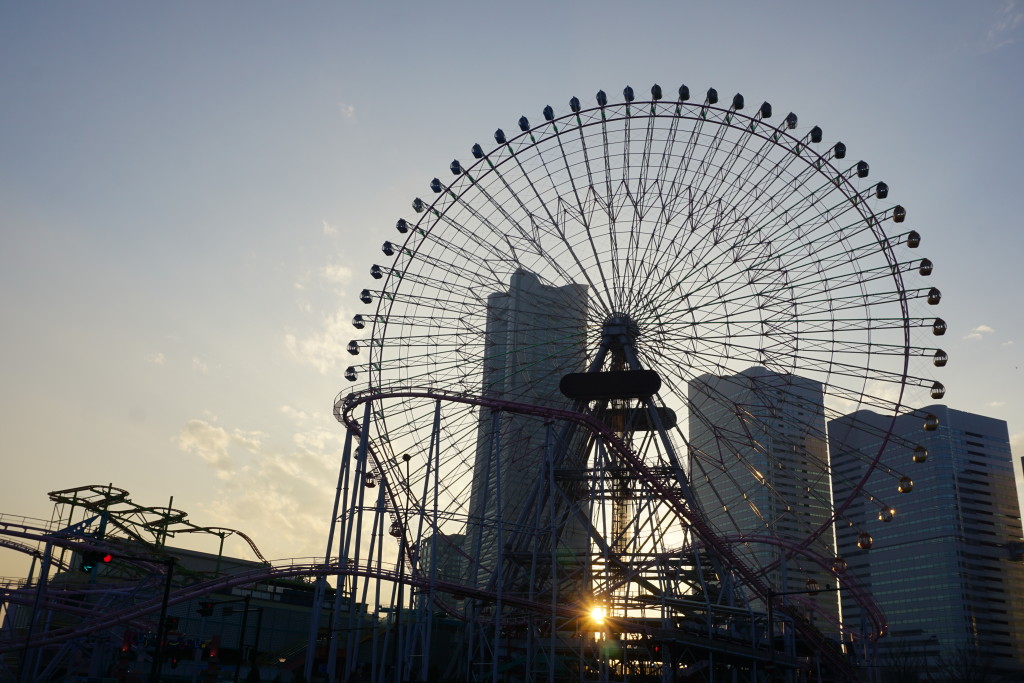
[466,269,589,588]
[688,367,840,628]
[829,405,1024,674]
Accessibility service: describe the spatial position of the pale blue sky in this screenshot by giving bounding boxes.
[2,2,1022,576]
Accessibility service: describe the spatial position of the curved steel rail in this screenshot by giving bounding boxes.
[336,386,858,679]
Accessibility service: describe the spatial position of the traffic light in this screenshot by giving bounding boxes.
[120,630,136,659]
[197,601,215,617]
[79,551,113,573]
[201,635,221,661]
[164,616,179,631]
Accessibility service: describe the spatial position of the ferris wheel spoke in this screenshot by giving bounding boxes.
[634,190,858,318]
[721,171,883,263]
[596,106,626,301]
[713,116,814,221]
[539,121,621,311]
[654,106,719,262]
[617,103,670,300]
[658,236,918,325]
[690,110,772,214]
[684,305,933,335]
[513,174,621,311]
[652,332,928,399]
[651,327,925,397]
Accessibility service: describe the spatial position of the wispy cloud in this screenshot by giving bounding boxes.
[339,102,356,121]
[1003,340,1015,347]
[984,0,1024,51]
[988,401,1006,408]
[322,220,338,236]
[176,413,342,561]
[322,263,352,286]
[280,405,312,424]
[192,357,209,374]
[201,449,337,562]
[176,419,266,478]
[147,352,166,365]
[286,257,360,374]
[964,324,995,340]
[293,427,342,453]
[285,309,357,375]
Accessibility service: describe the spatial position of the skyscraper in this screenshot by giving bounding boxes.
[466,269,589,588]
[828,404,1024,675]
[687,367,840,627]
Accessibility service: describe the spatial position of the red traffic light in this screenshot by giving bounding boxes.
[80,550,112,573]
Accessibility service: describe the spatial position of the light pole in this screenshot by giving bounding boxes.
[247,604,265,682]
[393,453,411,683]
[232,595,251,683]
[147,557,176,683]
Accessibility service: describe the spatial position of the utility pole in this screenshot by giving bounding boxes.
[148,557,177,683]
[393,453,411,683]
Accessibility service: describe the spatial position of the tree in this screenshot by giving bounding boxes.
[879,637,931,683]
[936,643,995,682]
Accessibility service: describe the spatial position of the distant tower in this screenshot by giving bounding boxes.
[466,269,589,588]
[829,405,1024,675]
[688,367,840,626]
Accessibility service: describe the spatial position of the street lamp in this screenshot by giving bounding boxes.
[392,453,412,683]
[132,555,176,683]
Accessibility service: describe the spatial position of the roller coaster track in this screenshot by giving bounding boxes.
[0,552,804,671]
[335,386,859,680]
[0,388,866,679]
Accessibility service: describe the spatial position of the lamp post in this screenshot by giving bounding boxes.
[247,604,265,682]
[393,453,411,683]
[148,557,176,683]
[233,595,251,683]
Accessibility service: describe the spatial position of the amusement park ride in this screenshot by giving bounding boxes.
[0,83,943,683]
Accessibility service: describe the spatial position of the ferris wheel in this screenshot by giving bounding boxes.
[331,84,943,682]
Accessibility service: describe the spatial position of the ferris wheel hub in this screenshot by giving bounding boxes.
[602,313,640,350]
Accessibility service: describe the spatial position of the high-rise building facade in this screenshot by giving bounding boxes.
[688,367,840,628]
[828,404,1024,674]
[465,269,589,588]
